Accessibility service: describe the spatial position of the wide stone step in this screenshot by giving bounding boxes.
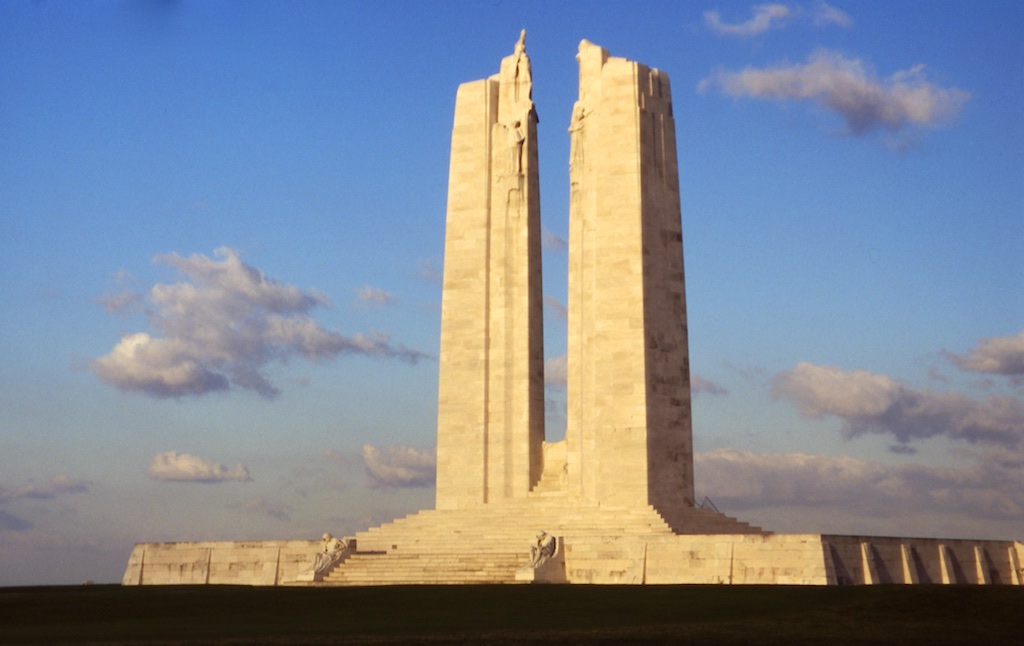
[321,551,525,586]
[347,503,763,571]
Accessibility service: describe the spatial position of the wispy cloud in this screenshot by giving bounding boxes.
[696,448,1023,520]
[542,227,567,252]
[231,496,291,521]
[361,444,435,489]
[417,259,442,284]
[545,354,567,390]
[737,334,1024,527]
[704,3,851,36]
[773,362,1024,448]
[147,451,252,483]
[0,510,32,532]
[543,295,568,322]
[96,270,145,314]
[355,286,399,306]
[811,1,852,28]
[95,290,144,314]
[92,247,431,399]
[692,374,729,396]
[0,476,88,503]
[700,50,969,136]
[704,4,791,36]
[0,476,88,533]
[947,330,1024,382]
[323,448,357,468]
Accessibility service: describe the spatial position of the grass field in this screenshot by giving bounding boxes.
[1,584,1021,644]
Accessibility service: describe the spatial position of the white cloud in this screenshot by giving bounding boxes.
[773,362,1024,448]
[545,354,567,390]
[92,247,431,399]
[93,332,232,397]
[696,448,1023,520]
[147,451,252,483]
[700,50,970,136]
[949,330,1024,380]
[543,295,567,322]
[704,4,791,37]
[355,286,398,306]
[361,444,435,489]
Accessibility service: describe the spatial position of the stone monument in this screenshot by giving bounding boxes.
[122,35,1023,587]
[437,34,696,528]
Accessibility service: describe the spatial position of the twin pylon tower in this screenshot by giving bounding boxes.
[435,33,695,522]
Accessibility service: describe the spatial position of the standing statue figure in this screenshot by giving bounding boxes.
[568,102,587,215]
[511,29,532,105]
[568,102,586,171]
[508,120,525,175]
[528,531,557,567]
[514,29,526,56]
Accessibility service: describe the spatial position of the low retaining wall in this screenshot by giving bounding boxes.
[560,534,1023,585]
[122,540,320,586]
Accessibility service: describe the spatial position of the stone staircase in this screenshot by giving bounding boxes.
[323,551,524,585]
[320,498,763,585]
[659,505,764,535]
[528,469,566,497]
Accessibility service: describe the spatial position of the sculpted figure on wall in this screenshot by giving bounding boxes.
[511,29,531,105]
[508,119,525,175]
[528,531,557,567]
[310,533,347,576]
[568,101,587,210]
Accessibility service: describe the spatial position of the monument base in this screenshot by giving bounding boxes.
[122,503,1024,586]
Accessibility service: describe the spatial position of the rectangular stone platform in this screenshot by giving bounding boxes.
[122,532,1024,586]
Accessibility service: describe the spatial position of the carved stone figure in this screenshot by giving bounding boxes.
[310,532,347,575]
[528,531,557,567]
[511,29,531,104]
[508,119,525,175]
[568,102,586,171]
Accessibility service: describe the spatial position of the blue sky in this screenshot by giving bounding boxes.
[1,1,1021,586]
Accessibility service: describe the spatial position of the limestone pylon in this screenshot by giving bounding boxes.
[435,30,545,509]
[564,40,694,522]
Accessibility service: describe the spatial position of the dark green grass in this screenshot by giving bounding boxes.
[1,584,1021,644]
